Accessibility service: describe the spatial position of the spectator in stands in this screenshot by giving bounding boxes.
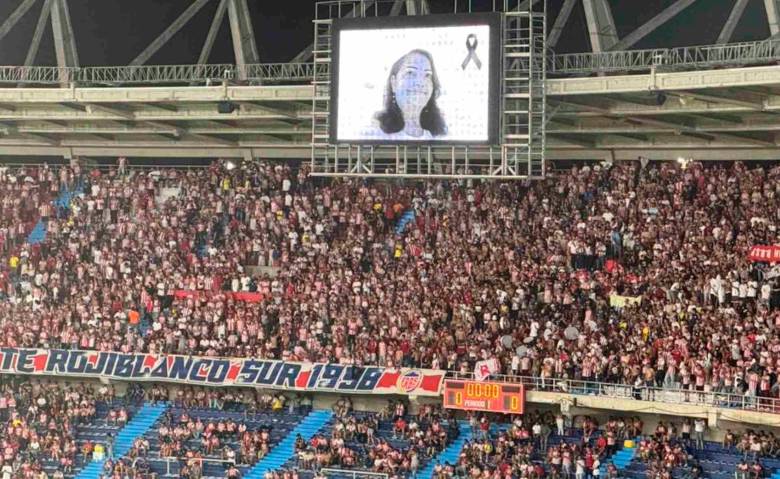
[694,419,706,450]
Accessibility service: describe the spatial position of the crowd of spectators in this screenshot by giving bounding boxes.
[0,379,110,478]
[0,378,314,479]
[293,401,456,476]
[426,412,630,479]
[1,159,780,401]
[154,409,273,467]
[636,434,693,479]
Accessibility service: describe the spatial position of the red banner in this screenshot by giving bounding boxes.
[749,245,780,263]
[174,290,264,303]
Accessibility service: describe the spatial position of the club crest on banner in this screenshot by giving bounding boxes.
[397,370,423,393]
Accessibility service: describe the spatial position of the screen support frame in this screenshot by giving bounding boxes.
[311,0,546,180]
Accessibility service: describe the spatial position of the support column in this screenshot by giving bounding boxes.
[582,0,618,52]
[227,0,260,79]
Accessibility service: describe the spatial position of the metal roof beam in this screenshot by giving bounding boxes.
[144,103,178,113]
[389,0,404,16]
[607,133,648,142]
[85,103,135,120]
[0,0,39,44]
[546,115,780,134]
[290,0,380,63]
[34,120,67,128]
[714,132,775,146]
[675,91,764,110]
[609,0,698,51]
[552,98,694,135]
[582,0,618,52]
[718,0,749,44]
[58,102,87,112]
[182,132,237,146]
[548,0,578,48]
[130,0,211,66]
[24,0,52,67]
[237,101,304,118]
[767,0,780,37]
[227,0,259,78]
[50,0,79,69]
[406,0,431,15]
[198,0,228,65]
[20,132,60,145]
[555,135,596,148]
[623,116,692,131]
[86,133,115,142]
[684,113,743,125]
[141,120,184,136]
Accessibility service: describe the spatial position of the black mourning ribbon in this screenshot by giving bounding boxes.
[461,34,482,70]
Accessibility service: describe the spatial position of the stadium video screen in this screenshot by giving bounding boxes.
[330,13,501,145]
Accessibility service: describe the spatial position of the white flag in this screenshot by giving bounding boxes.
[475,358,500,381]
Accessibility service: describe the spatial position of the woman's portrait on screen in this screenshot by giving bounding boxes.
[372,49,447,140]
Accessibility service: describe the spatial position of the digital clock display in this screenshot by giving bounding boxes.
[443,380,525,414]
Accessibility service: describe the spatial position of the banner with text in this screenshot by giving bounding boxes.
[609,294,643,309]
[749,245,780,263]
[0,348,444,397]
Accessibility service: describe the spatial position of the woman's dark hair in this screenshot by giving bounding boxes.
[375,49,447,137]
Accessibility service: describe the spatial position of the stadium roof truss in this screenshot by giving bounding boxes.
[2,0,780,162]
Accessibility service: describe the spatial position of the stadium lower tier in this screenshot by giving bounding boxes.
[6,397,780,479]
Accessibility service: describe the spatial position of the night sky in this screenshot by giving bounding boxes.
[0,0,772,66]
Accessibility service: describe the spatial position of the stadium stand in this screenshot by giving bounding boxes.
[0,158,780,479]
[6,1,780,479]
[1,160,779,387]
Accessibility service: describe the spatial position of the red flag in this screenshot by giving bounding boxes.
[143,355,157,370]
[296,370,311,388]
[33,353,48,372]
[419,374,443,393]
[88,354,99,367]
[227,363,241,381]
[377,371,400,389]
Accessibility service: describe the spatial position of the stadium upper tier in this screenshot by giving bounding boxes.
[0,159,778,399]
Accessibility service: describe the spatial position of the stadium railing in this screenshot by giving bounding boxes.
[153,456,237,478]
[445,372,780,414]
[548,38,780,75]
[320,468,389,479]
[3,37,780,86]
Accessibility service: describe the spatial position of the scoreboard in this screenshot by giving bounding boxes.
[443,380,525,414]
